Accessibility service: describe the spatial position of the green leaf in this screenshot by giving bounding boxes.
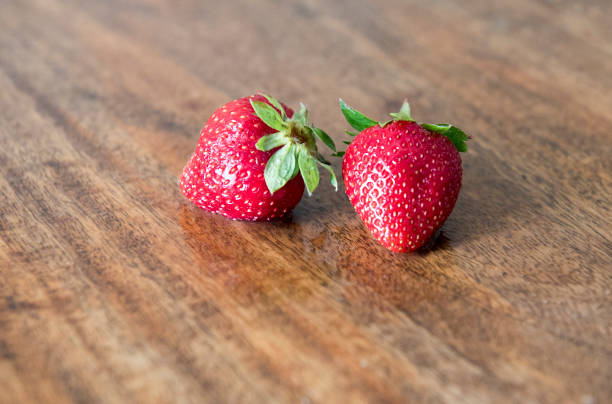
[421,123,469,152]
[339,99,378,132]
[291,151,300,178]
[421,123,450,132]
[251,100,286,131]
[279,144,296,179]
[390,100,414,122]
[255,131,289,151]
[345,130,358,137]
[260,93,286,119]
[443,126,470,152]
[292,103,309,125]
[332,151,345,157]
[311,127,336,152]
[316,160,338,191]
[298,147,319,196]
[264,143,297,193]
[343,140,352,145]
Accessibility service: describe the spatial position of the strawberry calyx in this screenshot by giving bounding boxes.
[337,99,470,154]
[251,94,337,196]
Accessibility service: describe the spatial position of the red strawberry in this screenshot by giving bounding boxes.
[338,100,469,252]
[180,94,337,221]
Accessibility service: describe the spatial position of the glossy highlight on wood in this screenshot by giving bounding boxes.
[0,0,611,403]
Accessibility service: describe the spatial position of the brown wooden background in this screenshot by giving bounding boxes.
[1,0,611,403]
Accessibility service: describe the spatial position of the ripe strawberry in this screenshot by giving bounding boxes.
[180,94,337,221]
[338,99,469,252]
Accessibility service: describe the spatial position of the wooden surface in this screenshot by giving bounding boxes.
[0,0,611,403]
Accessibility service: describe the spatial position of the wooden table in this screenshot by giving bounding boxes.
[1,0,610,403]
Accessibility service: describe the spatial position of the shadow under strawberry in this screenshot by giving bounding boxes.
[177,202,321,305]
[445,143,535,245]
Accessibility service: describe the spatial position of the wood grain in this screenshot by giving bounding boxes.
[0,0,611,403]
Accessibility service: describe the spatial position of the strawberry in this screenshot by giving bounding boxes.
[179,94,337,221]
[338,99,469,252]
